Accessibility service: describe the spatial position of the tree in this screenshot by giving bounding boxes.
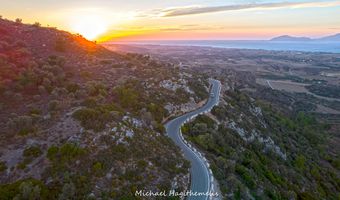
[33,22,41,27]
[115,86,139,109]
[295,154,306,171]
[23,146,42,158]
[72,108,112,131]
[192,123,207,135]
[13,181,41,200]
[58,182,76,200]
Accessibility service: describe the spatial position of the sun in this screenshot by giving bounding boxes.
[70,14,108,40]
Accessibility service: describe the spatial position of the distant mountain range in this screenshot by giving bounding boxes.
[270,33,340,42]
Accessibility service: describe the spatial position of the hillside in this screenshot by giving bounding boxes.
[0,18,114,57]
[0,18,120,83]
[0,18,211,199]
[318,33,340,41]
[270,33,340,42]
[182,73,340,199]
[123,44,340,199]
[270,35,312,42]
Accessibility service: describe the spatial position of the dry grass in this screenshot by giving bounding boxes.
[314,104,340,114]
[256,79,309,93]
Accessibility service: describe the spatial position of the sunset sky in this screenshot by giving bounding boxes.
[1,0,340,41]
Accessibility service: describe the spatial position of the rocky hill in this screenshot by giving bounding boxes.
[182,70,340,199]
[0,18,211,199]
[270,35,312,42]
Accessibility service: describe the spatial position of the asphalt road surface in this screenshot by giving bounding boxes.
[165,79,221,200]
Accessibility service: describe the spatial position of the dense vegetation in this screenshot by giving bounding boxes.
[306,84,340,98]
[182,89,339,199]
[187,78,209,101]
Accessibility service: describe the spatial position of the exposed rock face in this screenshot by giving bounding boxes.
[228,120,287,160]
[160,79,194,94]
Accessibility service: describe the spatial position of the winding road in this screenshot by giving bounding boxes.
[165,79,221,200]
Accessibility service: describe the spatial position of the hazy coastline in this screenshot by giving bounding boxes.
[108,40,340,53]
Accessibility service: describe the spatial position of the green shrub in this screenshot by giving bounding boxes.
[188,79,209,100]
[58,182,76,200]
[29,108,41,115]
[0,179,51,200]
[47,146,59,161]
[47,143,85,163]
[82,97,97,108]
[66,83,80,93]
[147,103,167,122]
[235,164,256,189]
[73,108,113,131]
[48,100,60,111]
[294,155,306,171]
[85,81,106,97]
[23,146,42,158]
[113,86,140,109]
[17,162,26,170]
[60,143,85,161]
[0,161,7,172]
[92,162,103,176]
[137,160,147,169]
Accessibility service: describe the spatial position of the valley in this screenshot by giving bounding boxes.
[106,44,340,199]
[0,17,339,200]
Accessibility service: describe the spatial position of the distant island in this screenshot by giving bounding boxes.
[270,33,340,42]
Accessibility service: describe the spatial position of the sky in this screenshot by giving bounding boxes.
[0,0,340,41]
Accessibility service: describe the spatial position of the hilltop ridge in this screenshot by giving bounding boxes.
[0,18,213,199]
[271,33,340,41]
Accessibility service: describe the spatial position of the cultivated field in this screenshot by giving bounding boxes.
[256,79,310,93]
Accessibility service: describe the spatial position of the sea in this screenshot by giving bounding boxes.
[117,40,340,53]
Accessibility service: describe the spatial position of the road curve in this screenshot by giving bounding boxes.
[165,79,221,200]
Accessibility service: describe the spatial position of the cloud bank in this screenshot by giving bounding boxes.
[146,1,340,17]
